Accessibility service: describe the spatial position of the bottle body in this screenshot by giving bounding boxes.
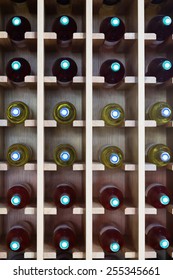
[7,183,32,209]
[53,223,76,251]
[53,101,76,125]
[99,185,123,210]
[146,183,171,208]
[99,145,123,168]
[53,183,76,208]
[6,221,32,252]
[99,1,121,17]
[101,103,124,126]
[146,58,173,83]
[6,57,31,85]
[147,102,172,126]
[146,143,172,167]
[100,59,125,87]
[7,101,29,124]
[146,224,171,250]
[52,57,78,85]
[99,224,124,253]
[54,144,77,167]
[7,143,32,167]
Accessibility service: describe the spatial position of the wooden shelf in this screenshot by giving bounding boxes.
[145,246,157,259]
[92,244,137,259]
[145,204,157,215]
[0,76,37,88]
[0,203,36,215]
[93,76,137,89]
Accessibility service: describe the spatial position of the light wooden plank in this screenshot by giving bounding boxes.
[145,204,157,215]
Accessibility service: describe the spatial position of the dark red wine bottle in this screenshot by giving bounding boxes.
[100,17,125,47]
[103,0,121,4]
[6,221,32,252]
[6,57,31,85]
[99,185,123,210]
[53,223,76,251]
[146,224,171,250]
[57,0,70,4]
[6,16,31,47]
[11,0,26,2]
[146,183,171,208]
[52,15,77,46]
[99,224,124,253]
[53,183,76,208]
[100,59,125,87]
[150,0,165,3]
[146,58,173,83]
[7,183,32,209]
[56,252,72,260]
[52,57,78,85]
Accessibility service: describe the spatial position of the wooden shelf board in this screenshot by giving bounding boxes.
[145,120,157,127]
[24,206,36,215]
[0,162,8,171]
[145,77,157,84]
[43,245,56,259]
[92,202,105,214]
[24,119,37,127]
[167,246,173,258]
[0,245,7,259]
[24,163,37,171]
[44,76,85,85]
[44,203,57,215]
[92,120,137,127]
[145,163,157,171]
[145,246,157,259]
[24,249,36,259]
[144,33,157,41]
[166,204,173,214]
[145,204,157,215]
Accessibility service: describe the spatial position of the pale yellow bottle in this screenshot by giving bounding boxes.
[7,143,32,167]
[101,103,124,126]
[7,101,29,124]
[54,144,77,167]
[147,102,172,126]
[146,144,172,167]
[53,101,76,125]
[99,145,123,168]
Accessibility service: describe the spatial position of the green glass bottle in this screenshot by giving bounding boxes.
[54,144,77,167]
[147,102,172,126]
[99,145,123,168]
[7,143,32,167]
[146,144,172,167]
[7,101,29,124]
[101,103,124,126]
[53,101,76,125]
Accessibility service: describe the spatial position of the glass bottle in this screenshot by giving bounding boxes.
[101,103,124,126]
[53,183,76,208]
[146,224,171,250]
[6,16,31,47]
[53,223,76,251]
[99,145,123,168]
[146,143,172,167]
[56,252,72,260]
[147,102,172,126]
[99,0,121,17]
[54,144,77,167]
[99,185,123,210]
[52,57,78,85]
[99,224,124,253]
[146,183,171,208]
[11,0,26,2]
[7,183,32,209]
[6,101,29,124]
[7,143,32,167]
[6,57,31,85]
[6,221,32,252]
[100,59,125,87]
[146,58,173,83]
[100,16,125,47]
[53,101,76,125]
[52,15,77,46]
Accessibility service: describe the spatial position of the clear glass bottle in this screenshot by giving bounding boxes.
[53,101,76,125]
[53,183,76,208]
[99,145,123,168]
[146,58,173,83]
[54,144,77,167]
[7,183,32,209]
[147,102,172,126]
[146,143,172,167]
[99,185,123,210]
[6,57,31,85]
[146,224,171,250]
[146,183,171,208]
[100,59,125,87]
[53,223,76,251]
[101,103,124,126]
[6,101,29,124]
[7,143,32,167]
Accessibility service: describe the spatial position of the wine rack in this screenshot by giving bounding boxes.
[0,0,173,260]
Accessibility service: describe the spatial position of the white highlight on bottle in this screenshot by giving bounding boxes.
[160,152,170,162]
[11,151,21,161]
[60,151,70,161]
[12,17,21,26]
[60,107,70,118]
[11,61,21,71]
[161,107,171,117]
[59,240,69,250]
[110,109,120,120]
[10,107,21,117]
[60,16,70,26]
[110,153,120,164]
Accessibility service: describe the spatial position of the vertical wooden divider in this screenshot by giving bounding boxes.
[138,0,145,260]
[85,0,93,260]
[37,0,44,260]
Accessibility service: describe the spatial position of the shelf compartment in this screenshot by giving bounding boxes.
[0,203,36,215]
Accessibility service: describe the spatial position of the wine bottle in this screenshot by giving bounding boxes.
[99,224,124,253]
[8,252,25,260]
[146,224,171,250]
[7,101,29,124]
[6,57,31,85]
[99,145,123,168]
[100,59,125,87]
[7,143,32,167]
[6,221,32,252]
[56,252,72,260]
[53,223,76,251]
[52,15,77,46]
[101,103,124,126]
[53,183,76,208]
[146,58,173,83]
[57,0,70,4]
[103,0,121,4]
[53,101,76,125]
[6,16,31,47]
[99,185,123,210]
[146,143,172,167]
[99,0,121,17]
[52,57,78,85]
[147,102,172,126]
[100,17,125,47]
[146,183,171,208]
[149,0,166,4]
[54,144,77,167]
[11,0,26,2]
[7,183,32,209]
